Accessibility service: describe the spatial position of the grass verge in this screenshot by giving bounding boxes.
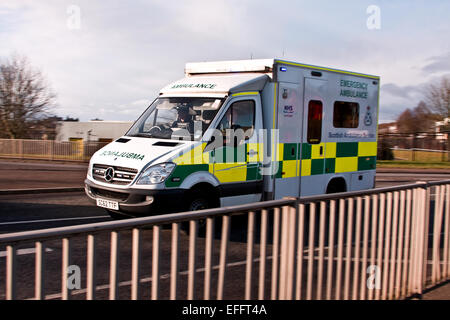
[377,160,450,169]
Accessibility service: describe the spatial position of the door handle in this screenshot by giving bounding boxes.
[320,146,323,156]
[247,149,258,156]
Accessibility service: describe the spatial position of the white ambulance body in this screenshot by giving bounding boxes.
[85,59,379,218]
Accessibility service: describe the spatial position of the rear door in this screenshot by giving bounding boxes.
[300,78,328,196]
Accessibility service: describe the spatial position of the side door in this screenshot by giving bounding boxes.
[274,82,302,199]
[300,78,328,196]
[212,94,263,202]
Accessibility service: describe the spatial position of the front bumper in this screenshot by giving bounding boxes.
[84,179,186,217]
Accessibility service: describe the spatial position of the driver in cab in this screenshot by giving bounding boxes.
[172,105,196,134]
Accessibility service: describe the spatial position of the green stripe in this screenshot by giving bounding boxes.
[325,158,336,173]
[358,156,377,171]
[214,145,247,163]
[311,159,324,175]
[336,142,358,157]
[283,143,298,160]
[246,164,261,181]
[275,161,283,178]
[301,143,312,160]
[165,164,209,187]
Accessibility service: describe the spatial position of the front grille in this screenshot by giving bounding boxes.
[92,164,138,185]
[90,187,129,201]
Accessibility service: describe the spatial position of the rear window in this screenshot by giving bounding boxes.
[307,100,323,144]
[333,101,359,128]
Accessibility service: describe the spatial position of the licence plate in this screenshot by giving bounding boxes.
[96,198,119,210]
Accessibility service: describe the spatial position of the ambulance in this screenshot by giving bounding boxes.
[84,59,379,218]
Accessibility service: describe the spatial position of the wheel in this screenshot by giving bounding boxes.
[188,197,209,211]
[185,194,209,233]
[181,189,219,236]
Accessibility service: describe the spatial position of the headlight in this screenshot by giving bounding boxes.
[136,163,176,185]
[87,162,93,178]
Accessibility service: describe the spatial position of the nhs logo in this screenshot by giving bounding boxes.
[283,105,294,113]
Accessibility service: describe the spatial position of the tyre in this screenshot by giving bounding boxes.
[188,197,210,211]
[182,188,219,236]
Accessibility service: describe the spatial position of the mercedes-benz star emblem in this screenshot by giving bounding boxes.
[104,167,115,182]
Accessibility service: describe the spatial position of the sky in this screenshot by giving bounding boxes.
[0,0,449,123]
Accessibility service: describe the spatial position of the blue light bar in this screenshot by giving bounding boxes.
[280,67,287,72]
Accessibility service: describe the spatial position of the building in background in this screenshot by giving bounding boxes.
[55,120,133,142]
[378,122,398,134]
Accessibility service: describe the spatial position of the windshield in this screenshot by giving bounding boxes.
[126,97,224,140]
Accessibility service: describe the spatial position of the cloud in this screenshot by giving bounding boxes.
[422,52,450,75]
[381,83,417,99]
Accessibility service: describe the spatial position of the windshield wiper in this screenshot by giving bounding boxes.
[130,133,154,138]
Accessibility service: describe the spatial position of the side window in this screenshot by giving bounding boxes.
[307,100,323,144]
[218,100,255,137]
[333,101,359,128]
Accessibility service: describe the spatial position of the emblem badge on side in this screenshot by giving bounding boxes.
[364,106,372,126]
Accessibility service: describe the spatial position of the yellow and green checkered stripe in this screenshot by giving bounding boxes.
[274,141,377,178]
[166,143,262,187]
[166,141,377,186]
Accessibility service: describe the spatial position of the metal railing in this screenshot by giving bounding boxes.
[1,181,450,300]
[0,139,108,162]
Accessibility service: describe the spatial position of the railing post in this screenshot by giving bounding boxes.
[410,182,429,297]
[6,245,17,300]
[152,225,161,300]
[444,185,450,280]
[170,224,179,300]
[306,202,316,300]
[187,220,197,300]
[50,140,54,161]
[420,182,431,294]
[35,241,46,300]
[86,234,97,300]
[271,207,281,300]
[245,212,255,300]
[61,238,72,300]
[131,228,142,300]
[109,232,120,300]
[295,203,305,300]
[258,210,268,300]
[20,139,24,160]
[217,215,231,300]
[286,200,298,300]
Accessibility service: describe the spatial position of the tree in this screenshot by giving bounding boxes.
[0,54,56,139]
[424,76,450,118]
[396,108,415,133]
[396,101,437,133]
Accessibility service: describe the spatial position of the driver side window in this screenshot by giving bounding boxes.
[218,100,255,135]
[142,108,179,132]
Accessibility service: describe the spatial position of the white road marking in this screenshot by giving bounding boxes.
[0,216,110,226]
[39,256,272,300]
[0,247,53,258]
